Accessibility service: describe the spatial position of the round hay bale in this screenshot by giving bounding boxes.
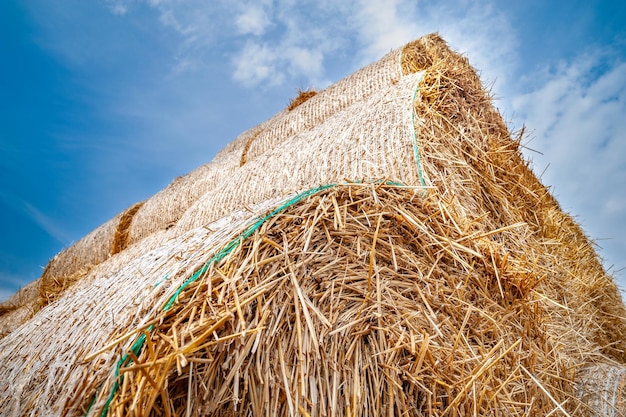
[38,213,121,304]
[38,201,145,305]
[0,280,41,339]
[43,184,625,416]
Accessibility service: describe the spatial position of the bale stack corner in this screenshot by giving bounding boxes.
[1,33,625,417]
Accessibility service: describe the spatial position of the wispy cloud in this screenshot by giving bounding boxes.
[108,2,128,16]
[22,202,73,246]
[104,0,226,73]
[101,1,517,90]
[232,40,284,86]
[320,0,518,93]
[229,3,344,87]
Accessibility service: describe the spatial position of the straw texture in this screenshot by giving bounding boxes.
[1,33,625,417]
[0,196,286,416]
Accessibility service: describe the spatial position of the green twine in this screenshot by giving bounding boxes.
[93,183,337,416]
[162,183,337,311]
[411,72,427,188]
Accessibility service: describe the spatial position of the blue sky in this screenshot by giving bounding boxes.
[1,0,625,301]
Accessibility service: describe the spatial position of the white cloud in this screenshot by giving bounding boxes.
[101,1,518,90]
[350,0,420,62]
[113,4,128,15]
[436,3,518,94]
[334,0,519,98]
[232,41,283,86]
[235,4,272,36]
[284,46,323,78]
[230,3,340,87]
[231,42,324,86]
[158,9,184,32]
[231,40,327,87]
[103,1,225,74]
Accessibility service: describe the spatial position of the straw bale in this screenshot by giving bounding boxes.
[0,280,41,338]
[240,45,405,167]
[175,71,424,235]
[0,184,615,416]
[38,212,122,304]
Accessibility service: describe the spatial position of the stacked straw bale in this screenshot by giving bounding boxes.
[127,39,408,245]
[1,33,625,416]
[6,41,416,316]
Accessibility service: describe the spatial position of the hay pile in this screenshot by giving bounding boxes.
[1,34,625,416]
